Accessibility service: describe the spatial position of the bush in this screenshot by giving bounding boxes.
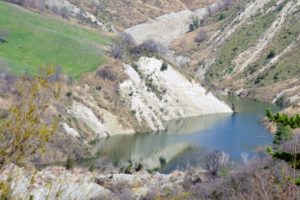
[195,29,207,43]
[267,50,276,59]
[66,91,72,98]
[0,68,61,167]
[205,150,229,177]
[218,13,226,21]
[160,62,168,71]
[111,42,123,59]
[273,124,292,145]
[189,15,199,32]
[97,67,118,81]
[159,157,166,166]
[119,32,135,46]
[139,39,167,54]
[65,156,75,170]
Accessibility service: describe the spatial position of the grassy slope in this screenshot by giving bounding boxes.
[0,1,111,77]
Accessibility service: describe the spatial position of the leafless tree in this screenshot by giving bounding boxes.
[111,42,123,59]
[119,32,135,46]
[97,67,118,81]
[205,150,229,177]
[222,0,232,7]
[139,39,168,54]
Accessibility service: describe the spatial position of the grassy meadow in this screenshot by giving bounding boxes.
[0,1,111,77]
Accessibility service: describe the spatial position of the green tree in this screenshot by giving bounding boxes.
[273,124,292,145]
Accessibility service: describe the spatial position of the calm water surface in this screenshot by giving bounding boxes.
[91,96,281,172]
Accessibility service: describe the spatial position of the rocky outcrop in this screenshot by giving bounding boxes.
[0,165,187,200]
[120,57,232,131]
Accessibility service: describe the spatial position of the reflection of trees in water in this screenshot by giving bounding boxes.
[92,133,168,162]
[166,114,231,135]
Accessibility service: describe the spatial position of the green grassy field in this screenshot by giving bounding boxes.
[0,1,111,77]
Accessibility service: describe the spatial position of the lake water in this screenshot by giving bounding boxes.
[91,96,281,173]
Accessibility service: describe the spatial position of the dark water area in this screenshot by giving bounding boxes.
[91,96,281,173]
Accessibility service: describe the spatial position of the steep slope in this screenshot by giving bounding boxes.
[5,0,218,31]
[62,57,232,139]
[170,0,300,106]
[0,1,110,76]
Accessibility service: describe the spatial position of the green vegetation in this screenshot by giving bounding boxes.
[245,12,300,86]
[273,124,292,145]
[208,0,287,80]
[266,109,300,169]
[266,108,300,129]
[65,156,75,170]
[218,13,226,21]
[0,2,111,77]
[189,16,199,32]
[160,62,168,71]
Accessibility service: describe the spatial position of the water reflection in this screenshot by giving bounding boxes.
[91,97,281,172]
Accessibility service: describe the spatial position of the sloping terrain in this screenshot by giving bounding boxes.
[0,1,110,76]
[170,0,300,106]
[5,0,217,30]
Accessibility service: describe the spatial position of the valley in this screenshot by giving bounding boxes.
[0,0,299,199]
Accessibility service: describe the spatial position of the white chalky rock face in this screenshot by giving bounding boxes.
[67,101,109,138]
[120,57,232,131]
[124,1,226,46]
[62,122,80,138]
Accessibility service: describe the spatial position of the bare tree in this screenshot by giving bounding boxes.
[205,150,229,177]
[119,32,135,46]
[139,39,168,54]
[97,67,118,81]
[111,42,123,59]
[222,0,232,7]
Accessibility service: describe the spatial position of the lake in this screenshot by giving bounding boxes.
[90,96,281,173]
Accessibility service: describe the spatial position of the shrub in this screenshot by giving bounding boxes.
[119,32,135,46]
[159,157,166,166]
[195,29,207,43]
[66,91,72,98]
[205,150,229,177]
[65,156,75,170]
[267,50,276,59]
[111,42,123,59]
[160,62,168,71]
[189,15,200,32]
[97,67,117,81]
[273,124,292,145]
[218,13,226,21]
[0,67,61,167]
[139,39,167,54]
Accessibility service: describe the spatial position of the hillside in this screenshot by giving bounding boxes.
[5,0,217,30]
[170,0,300,106]
[0,1,110,76]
